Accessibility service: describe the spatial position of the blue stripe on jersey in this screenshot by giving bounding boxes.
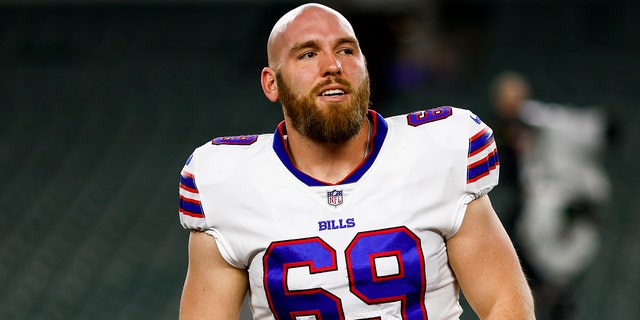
[468,128,494,157]
[467,150,499,183]
[342,111,388,185]
[179,196,204,217]
[272,124,320,186]
[179,170,204,217]
[273,110,389,187]
[180,171,197,191]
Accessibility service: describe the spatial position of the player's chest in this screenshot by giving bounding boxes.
[242,180,453,320]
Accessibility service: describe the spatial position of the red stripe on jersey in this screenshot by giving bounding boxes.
[468,127,496,158]
[467,150,500,183]
[179,195,201,205]
[179,207,205,218]
[468,137,495,158]
[179,183,199,194]
[469,127,488,141]
[181,170,194,179]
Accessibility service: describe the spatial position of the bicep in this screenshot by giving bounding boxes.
[179,231,248,320]
[447,195,534,319]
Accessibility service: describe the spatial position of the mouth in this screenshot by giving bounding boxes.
[320,89,346,97]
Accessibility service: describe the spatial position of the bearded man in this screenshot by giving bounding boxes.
[177,3,534,320]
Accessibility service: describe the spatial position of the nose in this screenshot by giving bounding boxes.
[322,53,342,77]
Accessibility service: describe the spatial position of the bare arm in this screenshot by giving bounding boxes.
[179,230,249,320]
[447,195,535,319]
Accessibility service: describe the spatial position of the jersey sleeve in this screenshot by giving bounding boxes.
[178,153,211,230]
[176,149,250,269]
[465,112,500,198]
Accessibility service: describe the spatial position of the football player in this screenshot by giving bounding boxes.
[178,3,534,319]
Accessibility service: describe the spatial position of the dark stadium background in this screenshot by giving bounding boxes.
[0,0,637,319]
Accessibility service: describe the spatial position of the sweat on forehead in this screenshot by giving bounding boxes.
[266,3,356,67]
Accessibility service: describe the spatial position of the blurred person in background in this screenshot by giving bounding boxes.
[490,71,612,320]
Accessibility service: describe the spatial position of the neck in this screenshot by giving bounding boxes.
[285,116,371,184]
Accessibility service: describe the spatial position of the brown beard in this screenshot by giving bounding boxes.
[277,71,371,144]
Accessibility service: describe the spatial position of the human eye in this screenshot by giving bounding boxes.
[338,47,355,55]
[336,38,359,56]
[298,51,317,60]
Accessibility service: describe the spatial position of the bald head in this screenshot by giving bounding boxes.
[266,3,357,69]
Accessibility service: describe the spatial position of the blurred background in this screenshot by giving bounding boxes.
[0,0,638,319]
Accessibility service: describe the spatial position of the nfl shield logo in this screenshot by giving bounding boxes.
[327,190,343,207]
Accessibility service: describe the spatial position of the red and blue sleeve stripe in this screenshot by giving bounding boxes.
[467,127,500,183]
[179,170,205,218]
[468,127,494,157]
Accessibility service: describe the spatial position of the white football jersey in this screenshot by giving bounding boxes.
[179,107,499,320]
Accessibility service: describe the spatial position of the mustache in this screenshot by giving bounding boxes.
[311,77,353,96]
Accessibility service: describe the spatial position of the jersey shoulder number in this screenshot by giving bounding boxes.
[212,134,258,145]
[406,106,453,126]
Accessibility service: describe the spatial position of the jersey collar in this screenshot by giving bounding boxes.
[272,110,388,186]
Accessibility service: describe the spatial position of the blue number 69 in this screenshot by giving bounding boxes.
[263,227,428,319]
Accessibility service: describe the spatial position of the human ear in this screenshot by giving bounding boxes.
[261,67,279,102]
